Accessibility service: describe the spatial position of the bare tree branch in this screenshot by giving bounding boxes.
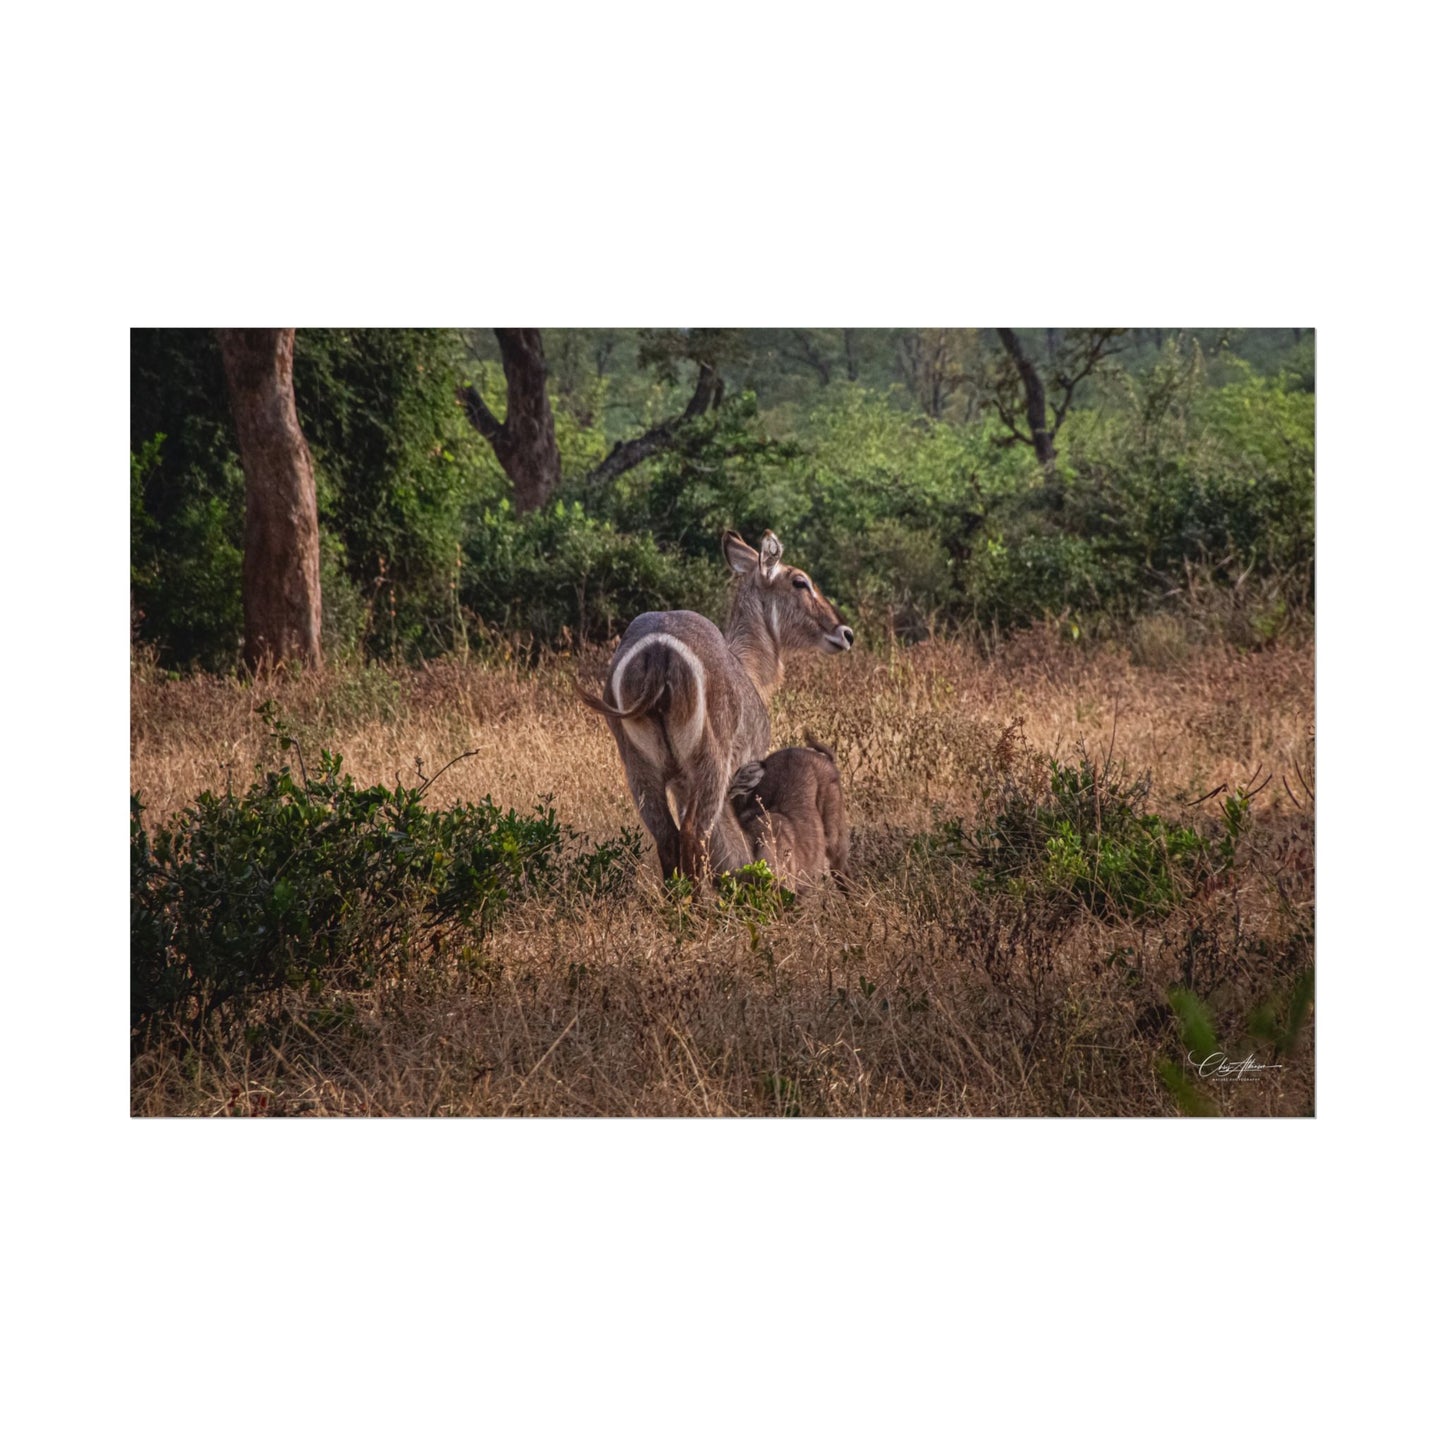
[995,327,1127,467]
[1050,329,1127,432]
[455,383,503,442]
[582,362,724,490]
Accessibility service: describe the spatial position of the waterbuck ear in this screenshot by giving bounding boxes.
[758,530,783,582]
[723,530,757,575]
[729,759,765,799]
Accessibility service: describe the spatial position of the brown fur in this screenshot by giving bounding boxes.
[578,530,853,882]
[727,736,850,891]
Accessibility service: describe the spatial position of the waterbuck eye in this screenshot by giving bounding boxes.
[792,575,810,590]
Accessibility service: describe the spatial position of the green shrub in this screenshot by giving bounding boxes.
[568,827,645,896]
[296,328,492,658]
[963,748,1248,920]
[131,741,564,1038]
[129,424,245,671]
[599,392,806,554]
[1246,964,1315,1058]
[463,499,724,647]
[716,859,796,920]
[131,333,248,669]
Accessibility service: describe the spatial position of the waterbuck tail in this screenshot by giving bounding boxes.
[575,678,664,721]
[575,645,673,722]
[803,733,837,763]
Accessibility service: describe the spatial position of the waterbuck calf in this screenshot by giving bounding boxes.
[727,738,850,891]
[578,529,853,882]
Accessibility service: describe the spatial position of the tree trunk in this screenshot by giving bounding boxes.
[996,327,1056,468]
[217,328,323,671]
[783,329,832,386]
[456,328,562,512]
[460,329,726,499]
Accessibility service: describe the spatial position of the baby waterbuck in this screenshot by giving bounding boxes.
[579,529,853,882]
[727,738,850,891]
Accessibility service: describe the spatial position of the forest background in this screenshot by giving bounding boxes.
[130,326,1314,672]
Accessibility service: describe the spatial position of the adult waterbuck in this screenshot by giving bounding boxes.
[578,529,853,882]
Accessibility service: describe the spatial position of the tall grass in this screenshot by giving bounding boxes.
[130,629,1314,1116]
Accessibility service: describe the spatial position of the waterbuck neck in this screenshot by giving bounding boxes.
[725,592,784,699]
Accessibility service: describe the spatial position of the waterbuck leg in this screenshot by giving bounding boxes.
[678,760,730,882]
[634,785,682,883]
[708,802,755,875]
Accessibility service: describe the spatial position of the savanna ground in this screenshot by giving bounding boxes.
[130,627,1314,1116]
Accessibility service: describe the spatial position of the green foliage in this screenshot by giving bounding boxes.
[782,386,1027,635]
[1156,967,1313,1116]
[716,859,796,920]
[636,327,749,385]
[132,328,1314,670]
[130,328,494,668]
[131,729,564,1037]
[464,499,723,646]
[599,392,804,557]
[1155,1057,1221,1117]
[1158,985,1224,1117]
[293,328,490,658]
[129,433,165,590]
[964,749,1248,920]
[940,343,1315,633]
[664,872,695,905]
[1246,965,1315,1058]
[1167,985,1220,1060]
[569,826,644,896]
[130,327,248,668]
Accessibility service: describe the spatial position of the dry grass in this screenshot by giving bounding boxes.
[130,629,1315,1117]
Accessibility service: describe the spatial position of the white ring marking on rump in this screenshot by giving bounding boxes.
[608,633,708,759]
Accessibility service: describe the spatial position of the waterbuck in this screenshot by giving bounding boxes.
[578,529,853,882]
[727,738,850,891]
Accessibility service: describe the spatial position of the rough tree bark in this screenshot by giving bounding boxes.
[217,328,323,671]
[456,328,562,511]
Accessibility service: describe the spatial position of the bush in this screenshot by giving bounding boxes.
[131,737,565,1039]
[463,499,724,647]
[716,859,796,920]
[925,345,1315,636]
[598,392,806,555]
[296,328,493,657]
[960,743,1249,920]
[568,827,645,897]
